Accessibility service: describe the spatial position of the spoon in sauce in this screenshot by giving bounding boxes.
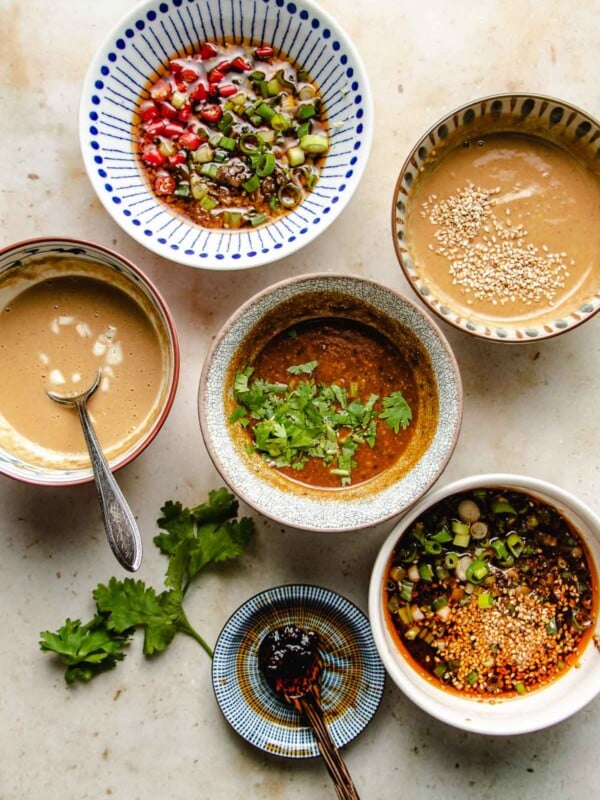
[46,369,142,572]
[258,625,361,800]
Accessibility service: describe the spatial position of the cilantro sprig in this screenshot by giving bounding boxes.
[39,488,254,684]
[230,363,413,485]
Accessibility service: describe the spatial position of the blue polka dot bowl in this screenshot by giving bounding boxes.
[80,0,372,270]
[392,93,600,342]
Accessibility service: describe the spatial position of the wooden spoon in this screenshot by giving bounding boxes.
[258,625,361,800]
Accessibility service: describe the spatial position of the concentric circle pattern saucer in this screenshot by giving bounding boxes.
[212,584,385,758]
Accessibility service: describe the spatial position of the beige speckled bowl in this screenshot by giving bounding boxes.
[392,93,600,342]
[198,273,463,531]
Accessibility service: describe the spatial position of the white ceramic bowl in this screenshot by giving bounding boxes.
[0,237,180,486]
[198,273,463,531]
[80,0,372,270]
[369,473,600,735]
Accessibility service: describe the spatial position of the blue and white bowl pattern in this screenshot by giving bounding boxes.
[80,0,372,269]
[212,584,386,758]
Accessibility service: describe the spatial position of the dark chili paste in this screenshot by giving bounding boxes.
[258,625,321,699]
[230,318,423,488]
[384,488,597,697]
[136,41,328,229]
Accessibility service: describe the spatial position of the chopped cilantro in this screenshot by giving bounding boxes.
[379,391,413,433]
[230,362,412,484]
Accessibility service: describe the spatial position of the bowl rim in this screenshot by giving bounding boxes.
[368,471,600,735]
[391,91,600,343]
[79,0,374,270]
[198,271,463,531]
[0,235,181,486]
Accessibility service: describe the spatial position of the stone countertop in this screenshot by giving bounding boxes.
[1,1,599,798]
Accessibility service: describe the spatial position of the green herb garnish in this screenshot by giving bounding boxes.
[39,488,254,684]
[230,362,412,485]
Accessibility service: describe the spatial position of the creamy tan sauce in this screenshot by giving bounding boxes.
[406,133,600,321]
[0,273,164,467]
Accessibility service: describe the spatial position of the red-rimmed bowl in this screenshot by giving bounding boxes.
[0,237,179,485]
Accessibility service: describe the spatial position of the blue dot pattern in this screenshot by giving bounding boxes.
[82,0,371,269]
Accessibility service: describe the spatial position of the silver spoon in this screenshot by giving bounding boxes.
[46,369,142,571]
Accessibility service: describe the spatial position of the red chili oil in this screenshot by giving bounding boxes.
[383,488,597,697]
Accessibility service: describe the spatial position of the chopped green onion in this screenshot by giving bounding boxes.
[173,182,190,197]
[444,553,459,569]
[399,580,413,602]
[219,135,236,151]
[418,563,434,582]
[256,152,276,177]
[249,212,267,227]
[432,596,447,611]
[191,143,214,163]
[514,682,527,695]
[466,559,489,583]
[397,605,412,626]
[434,663,448,677]
[478,592,494,608]
[199,194,217,211]
[242,175,261,193]
[278,182,303,208]
[507,532,525,558]
[466,670,478,686]
[190,174,207,200]
[433,527,453,543]
[199,163,219,179]
[287,146,305,167]
[297,103,316,120]
[491,499,518,514]
[546,617,558,635]
[256,102,276,122]
[424,539,442,555]
[270,112,290,131]
[453,532,471,548]
[299,133,329,154]
[223,210,244,229]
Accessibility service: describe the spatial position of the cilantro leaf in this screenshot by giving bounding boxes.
[93,578,182,655]
[39,616,131,684]
[287,360,317,375]
[40,488,255,684]
[379,391,413,433]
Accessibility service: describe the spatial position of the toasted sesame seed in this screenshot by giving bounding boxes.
[420,184,572,305]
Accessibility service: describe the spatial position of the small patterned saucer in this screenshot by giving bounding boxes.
[212,584,385,758]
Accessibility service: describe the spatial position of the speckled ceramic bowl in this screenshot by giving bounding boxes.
[198,273,463,532]
[0,237,179,486]
[80,0,372,270]
[369,474,600,735]
[392,93,600,342]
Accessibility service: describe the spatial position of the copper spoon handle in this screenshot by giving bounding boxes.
[297,693,361,800]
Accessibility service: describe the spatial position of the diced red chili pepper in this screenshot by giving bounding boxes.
[230,56,252,72]
[144,119,167,137]
[175,80,187,93]
[186,120,208,137]
[142,146,167,166]
[139,100,159,122]
[169,59,183,74]
[200,104,223,124]
[177,103,192,122]
[207,83,220,100]
[168,152,187,166]
[189,82,208,102]
[199,42,219,60]
[216,60,231,72]
[178,131,202,150]
[163,122,186,138]
[219,83,238,98]
[159,101,178,119]
[150,79,172,101]
[180,66,199,82]
[154,173,176,195]
[254,46,274,59]
[208,67,225,84]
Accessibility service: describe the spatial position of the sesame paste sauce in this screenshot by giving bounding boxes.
[383,488,597,698]
[0,261,166,469]
[405,132,600,322]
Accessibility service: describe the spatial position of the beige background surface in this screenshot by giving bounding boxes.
[1,1,599,798]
